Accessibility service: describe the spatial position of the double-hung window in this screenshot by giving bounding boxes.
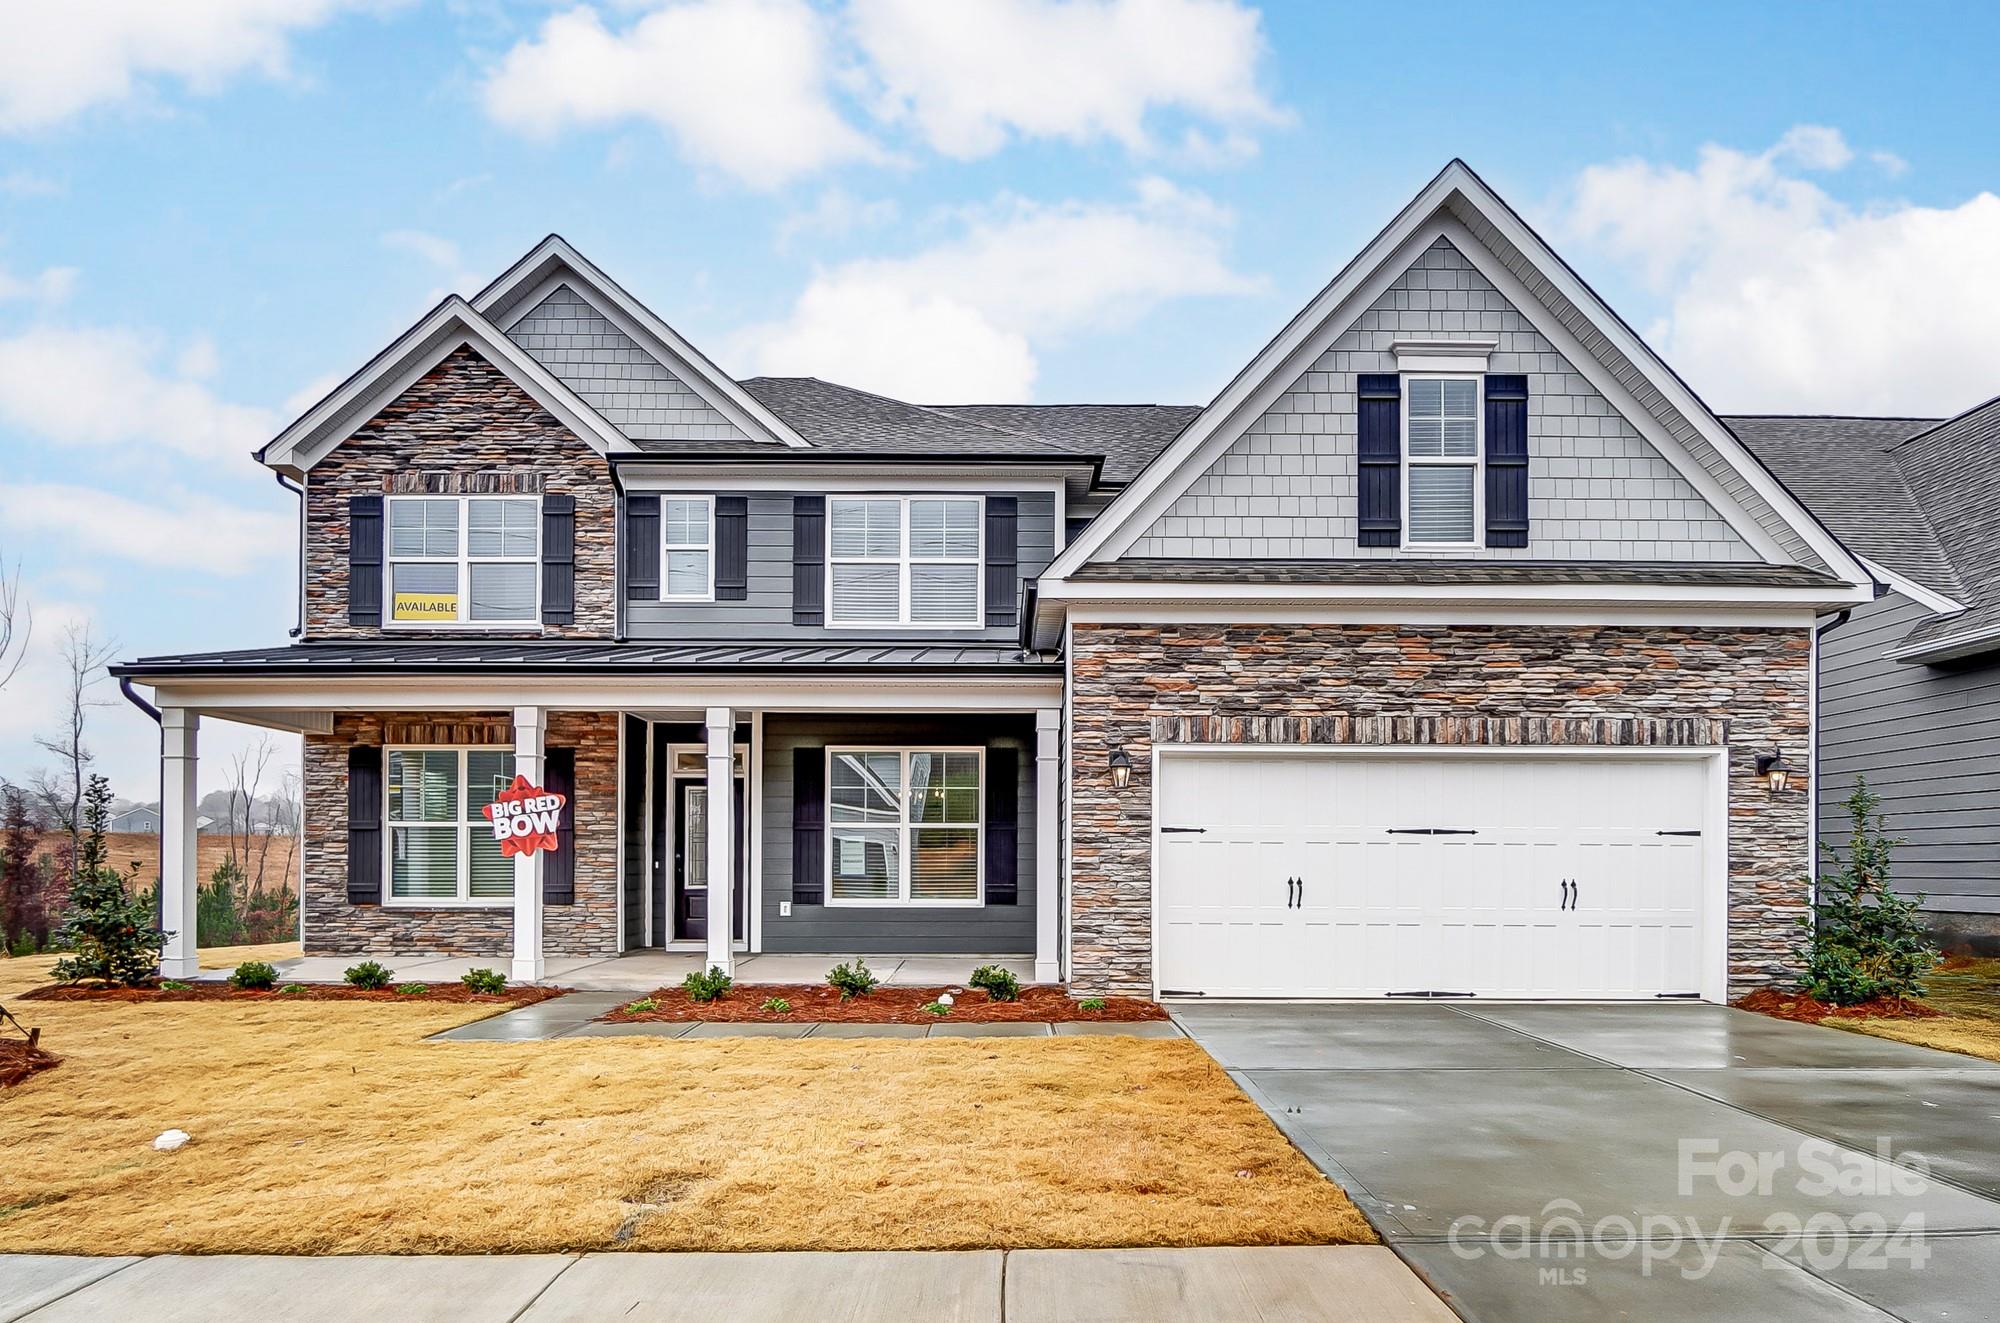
[1403,376,1481,546]
[387,496,539,625]
[827,748,982,905]
[828,496,981,626]
[662,496,714,600]
[386,747,515,904]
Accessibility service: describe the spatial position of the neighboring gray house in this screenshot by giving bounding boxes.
[108,804,162,834]
[116,161,1876,1002]
[1736,399,2000,952]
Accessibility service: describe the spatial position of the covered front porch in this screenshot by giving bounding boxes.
[128,654,1065,987]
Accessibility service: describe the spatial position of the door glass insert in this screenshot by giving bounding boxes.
[684,786,708,891]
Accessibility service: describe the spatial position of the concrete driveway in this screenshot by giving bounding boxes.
[1175,1001,2000,1322]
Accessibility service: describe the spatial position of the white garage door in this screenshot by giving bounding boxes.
[1155,753,1713,1000]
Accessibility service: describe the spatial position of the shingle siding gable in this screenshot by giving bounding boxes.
[1127,237,1758,563]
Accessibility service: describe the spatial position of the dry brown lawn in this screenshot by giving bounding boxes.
[1835,958,2000,1063]
[0,950,1370,1255]
[197,941,303,970]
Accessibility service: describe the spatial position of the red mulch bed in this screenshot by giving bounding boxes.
[604,983,1165,1024]
[1734,987,1942,1025]
[1,1038,59,1087]
[18,982,565,1007]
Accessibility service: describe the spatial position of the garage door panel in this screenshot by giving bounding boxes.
[1155,753,1713,1000]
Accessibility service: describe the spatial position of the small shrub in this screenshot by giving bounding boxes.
[50,777,169,986]
[1077,997,1107,1011]
[395,983,429,996]
[229,960,279,991]
[625,997,659,1013]
[461,968,507,995]
[826,958,878,999]
[683,966,733,1002]
[278,984,307,995]
[969,964,1020,1002]
[1796,780,1941,1006]
[344,960,394,991]
[760,996,792,1014]
[921,1000,952,1016]
[159,979,193,992]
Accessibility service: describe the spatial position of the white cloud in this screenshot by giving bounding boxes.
[0,262,76,304]
[481,0,882,191]
[848,0,1285,159]
[1560,127,2000,414]
[382,228,461,271]
[739,177,1259,400]
[0,326,276,463]
[0,483,291,576]
[776,188,900,252]
[0,0,387,133]
[0,170,63,197]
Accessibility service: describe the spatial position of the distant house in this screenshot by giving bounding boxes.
[107,805,162,834]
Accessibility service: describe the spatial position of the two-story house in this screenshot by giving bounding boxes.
[115,162,1874,1001]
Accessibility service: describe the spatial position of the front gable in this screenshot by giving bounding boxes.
[1126,237,1757,562]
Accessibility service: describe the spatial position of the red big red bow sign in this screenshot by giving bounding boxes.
[483,774,567,858]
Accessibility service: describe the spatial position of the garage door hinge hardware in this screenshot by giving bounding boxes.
[1385,990,1477,998]
[1655,992,1702,999]
[1160,826,1207,834]
[1386,827,1478,835]
[1159,989,1207,997]
[1655,830,1702,837]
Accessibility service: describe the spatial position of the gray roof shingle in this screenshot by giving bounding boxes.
[1072,559,1852,590]
[111,640,1055,679]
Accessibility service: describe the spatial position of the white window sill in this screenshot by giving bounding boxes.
[380,898,514,910]
[823,899,987,909]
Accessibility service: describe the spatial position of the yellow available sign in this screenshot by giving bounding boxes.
[392,592,458,621]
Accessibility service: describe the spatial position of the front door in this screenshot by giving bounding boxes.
[661,774,746,943]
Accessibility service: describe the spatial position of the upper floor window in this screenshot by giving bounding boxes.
[828,496,981,627]
[388,496,538,625]
[663,496,714,601]
[1403,376,1481,546]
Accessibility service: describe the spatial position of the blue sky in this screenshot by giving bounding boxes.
[2,0,1997,800]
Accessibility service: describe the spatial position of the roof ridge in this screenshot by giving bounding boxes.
[1721,413,1941,423]
[1888,390,2000,452]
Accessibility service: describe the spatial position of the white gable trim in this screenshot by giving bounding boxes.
[259,297,633,473]
[1858,556,1965,616]
[473,236,809,449]
[1046,161,1869,587]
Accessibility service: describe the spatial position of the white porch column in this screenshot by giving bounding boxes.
[158,708,200,979]
[1035,708,1061,984]
[511,706,546,984]
[705,706,735,976]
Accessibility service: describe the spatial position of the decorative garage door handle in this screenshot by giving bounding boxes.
[1387,827,1478,835]
[1160,826,1207,834]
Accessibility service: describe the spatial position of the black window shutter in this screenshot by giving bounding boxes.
[792,496,825,626]
[346,745,382,904]
[625,494,660,600]
[984,746,1018,905]
[543,747,575,905]
[715,496,748,601]
[541,493,576,626]
[348,495,383,626]
[791,747,824,905]
[1356,374,1402,547]
[984,496,1018,628]
[1484,375,1530,549]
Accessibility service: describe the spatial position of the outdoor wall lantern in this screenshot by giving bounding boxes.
[1107,747,1133,789]
[1754,752,1793,795]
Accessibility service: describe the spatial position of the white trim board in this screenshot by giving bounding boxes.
[1856,556,1965,617]
[1044,161,1869,589]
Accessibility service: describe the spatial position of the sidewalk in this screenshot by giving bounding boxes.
[2,1247,1454,1323]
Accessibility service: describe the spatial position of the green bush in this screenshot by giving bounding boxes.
[49,776,170,986]
[921,1000,952,1016]
[395,983,429,996]
[1077,997,1107,1011]
[969,964,1020,1002]
[279,983,307,995]
[683,966,733,1002]
[344,960,394,991]
[1796,780,1940,1006]
[460,968,507,995]
[625,997,659,1013]
[826,958,877,999]
[159,979,193,992]
[758,996,792,1014]
[229,960,279,990]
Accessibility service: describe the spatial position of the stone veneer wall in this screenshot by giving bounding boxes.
[1067,623,1812,997]
[302,345,616,639]
[302,710,621,958]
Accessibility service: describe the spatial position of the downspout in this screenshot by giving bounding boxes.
[119,678,165,932]
[275,471,304,638]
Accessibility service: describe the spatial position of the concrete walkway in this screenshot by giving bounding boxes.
[426,990,1185,1041]
[0,1247,1453,1323]
[1175,1000,2000,1322]
[191,952,1036,993]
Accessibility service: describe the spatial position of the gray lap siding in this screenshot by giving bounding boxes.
[759,714,1037,955]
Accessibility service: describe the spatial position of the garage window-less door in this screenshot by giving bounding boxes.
[1155,753,1711,1000]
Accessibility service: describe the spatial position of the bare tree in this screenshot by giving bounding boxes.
[0,549,27,692]
[224,735,277,887]
[31,620,116,872]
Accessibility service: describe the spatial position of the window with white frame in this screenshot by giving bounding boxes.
[1403,376,1481,545]
[662,496,714,600]
[386,747,516,904]
[828,496,981,626]
[827,748,982,905]
[387,496,539,624]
